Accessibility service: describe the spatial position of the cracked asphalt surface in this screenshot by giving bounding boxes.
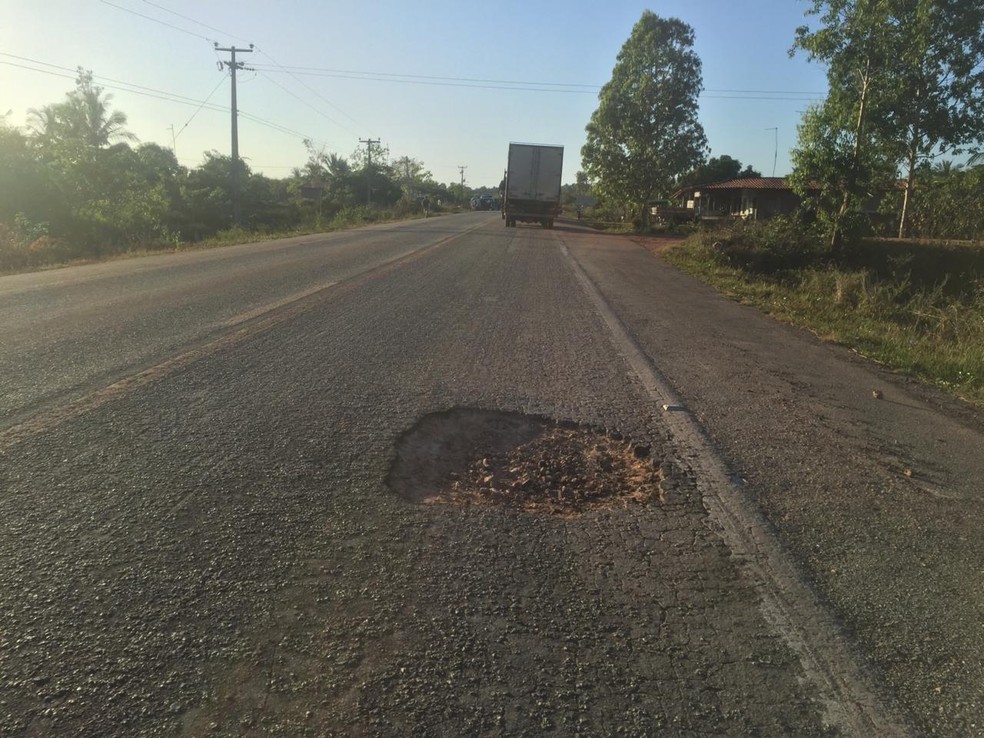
[1,213,981,735]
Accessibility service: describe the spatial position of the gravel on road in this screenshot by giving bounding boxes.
[2,215,965,734]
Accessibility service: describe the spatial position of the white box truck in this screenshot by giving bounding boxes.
[502,143,564,229]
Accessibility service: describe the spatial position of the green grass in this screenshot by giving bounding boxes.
[663,228,984,407]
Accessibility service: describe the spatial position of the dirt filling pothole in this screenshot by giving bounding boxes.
[388,409,664,517]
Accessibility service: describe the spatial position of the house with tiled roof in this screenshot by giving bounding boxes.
[673,177,821,221]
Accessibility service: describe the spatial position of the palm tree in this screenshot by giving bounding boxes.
[28,69,136,150]
[64,69,136,148]
[26,105,62,145]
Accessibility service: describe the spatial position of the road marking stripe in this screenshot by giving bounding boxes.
[0,220,487,454]
[556,232,909,736]
[221,283,339,328]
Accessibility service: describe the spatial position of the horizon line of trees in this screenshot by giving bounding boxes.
[0,68,496,271]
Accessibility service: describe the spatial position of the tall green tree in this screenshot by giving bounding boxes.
[21,69,151,246]
[28,68,136,150]
[793,0,984,246]
[296,142,359,208]
[882,1,984,237]
[791,0,896,252]
[789,100,898,247]
[581,11,707,223]
[181,151,240,238]
[391,156,433,200]
[0,122,49,226]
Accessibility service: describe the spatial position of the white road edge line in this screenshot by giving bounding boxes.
[557,234,910,737]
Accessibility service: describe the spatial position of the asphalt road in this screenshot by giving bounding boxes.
[1,213,981,735]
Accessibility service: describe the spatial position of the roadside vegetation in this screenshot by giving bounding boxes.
[664,218,984,405]
[580,11,707,228]
[574,4,984,405]
[0,201,445,274]
[0,69,483,275]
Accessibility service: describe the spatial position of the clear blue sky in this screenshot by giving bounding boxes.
[1,1,829,187]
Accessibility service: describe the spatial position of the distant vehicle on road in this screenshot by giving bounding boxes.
[503,143,564,229]
[470,194,496,211]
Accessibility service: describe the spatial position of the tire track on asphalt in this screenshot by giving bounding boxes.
[0,221,486,454]
[555,230,911,736]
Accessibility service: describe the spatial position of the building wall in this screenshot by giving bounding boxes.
[696,189,803,220]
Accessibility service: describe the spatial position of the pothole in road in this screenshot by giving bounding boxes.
[388,408,664,517]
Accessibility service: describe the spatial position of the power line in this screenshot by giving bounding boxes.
[1,59,222,113]
[249,67,599,94]
[238,111,313,141]
[253,49,363,133]
[1,52,224,108]
[105,0,363,132]
[140,0,251,44]
[99,0,214,42]
[1,53,325,147]
[101,0,831,101]
[255,70,349,133]
[173,74,227,141]
[250,64,601,90]
[249,64,826,99]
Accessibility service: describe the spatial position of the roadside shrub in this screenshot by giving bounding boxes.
[332,206,376,226]
[846,238,984,298]
[0,219,75,272]
[832,271,869,308]
[668,225,984,403]
[0,221,30,272]
[702,216,828,273]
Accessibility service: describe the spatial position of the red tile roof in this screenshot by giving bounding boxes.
[703,177,794,190]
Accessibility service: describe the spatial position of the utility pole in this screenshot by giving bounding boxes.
[215,43,253,226]
[360,138,380,206]
[458,165,467,203]
[167,125,177,159]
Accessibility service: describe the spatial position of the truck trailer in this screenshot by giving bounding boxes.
[503,143,564,229]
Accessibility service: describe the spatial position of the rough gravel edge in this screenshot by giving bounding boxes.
[555,232,913,737]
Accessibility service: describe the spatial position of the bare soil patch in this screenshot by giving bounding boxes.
[388,409,664,517]
[628,233,687,256]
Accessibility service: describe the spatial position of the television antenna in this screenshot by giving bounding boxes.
[766,127,778,177]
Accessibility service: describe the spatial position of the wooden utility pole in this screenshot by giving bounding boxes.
[215,43,253,226]
[458,165,467,203]
[360,138,380,206]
